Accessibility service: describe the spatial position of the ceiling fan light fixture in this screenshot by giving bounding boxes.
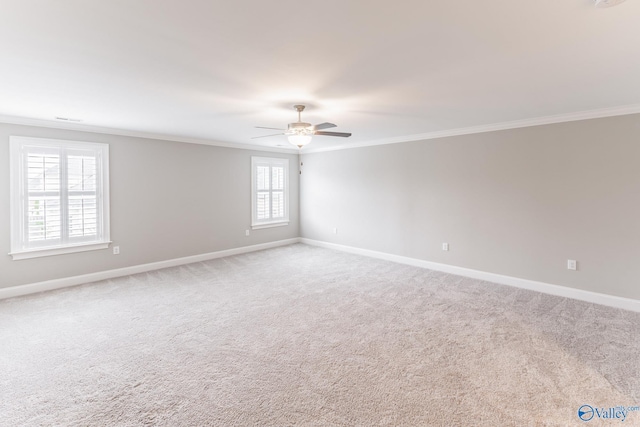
[288,134,312,148]
[253,104,351,146]
[594,0,626,7]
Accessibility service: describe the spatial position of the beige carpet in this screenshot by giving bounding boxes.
[1,244,639,426]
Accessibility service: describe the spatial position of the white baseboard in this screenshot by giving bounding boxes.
[5,237,638,313]
[0,238,301,300]
[300,238,640,313]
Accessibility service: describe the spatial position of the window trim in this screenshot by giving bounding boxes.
[9,136,111,260]
[251,156,289,229]
[9,242,112,261]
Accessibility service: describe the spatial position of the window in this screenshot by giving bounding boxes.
[251,156,289,229]
[9,136,110,260]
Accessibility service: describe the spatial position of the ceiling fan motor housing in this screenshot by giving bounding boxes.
[288,122,313,134]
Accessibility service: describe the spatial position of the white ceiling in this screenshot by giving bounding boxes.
[1,0,639,152]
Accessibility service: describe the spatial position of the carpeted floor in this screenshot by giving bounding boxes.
[1,243,639,426]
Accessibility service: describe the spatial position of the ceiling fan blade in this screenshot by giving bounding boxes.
[314,131,352,138]
[255,126,286,131]
[251,133,284,139]
[313,122,337,130]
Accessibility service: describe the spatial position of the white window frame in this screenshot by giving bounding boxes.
[9,136,111,260]
[251,156,289,229]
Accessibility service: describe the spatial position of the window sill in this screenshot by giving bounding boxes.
[9,241,112,260]
[251,221,289,230]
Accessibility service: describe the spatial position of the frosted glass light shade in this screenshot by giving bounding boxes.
[288,134,312,148]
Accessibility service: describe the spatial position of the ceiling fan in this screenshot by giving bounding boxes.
[253,105,352,148]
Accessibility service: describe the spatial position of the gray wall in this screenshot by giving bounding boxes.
[0,123,299,288]
[300,114,640,300]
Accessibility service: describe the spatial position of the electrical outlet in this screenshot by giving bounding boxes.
[442,243,449,251]
[333,227,338,234]
[245,229,250,237]
[567,259,577,270]
[113,246,120,255]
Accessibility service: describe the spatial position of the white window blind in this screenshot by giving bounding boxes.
[251,157,289,228]
[10,136,110,260]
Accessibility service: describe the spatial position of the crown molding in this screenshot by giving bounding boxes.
[3,102,640,156]
[303,103,640,154]
[0,114,299,154]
